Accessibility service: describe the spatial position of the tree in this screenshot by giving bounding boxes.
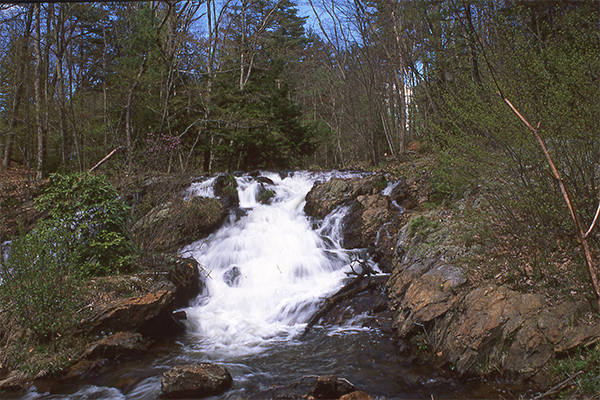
[1,5,33,170]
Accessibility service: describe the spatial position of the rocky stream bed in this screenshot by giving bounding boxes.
[1,169,599,399]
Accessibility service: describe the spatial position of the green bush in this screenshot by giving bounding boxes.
[0,222,84,342]
[35,172,136,275]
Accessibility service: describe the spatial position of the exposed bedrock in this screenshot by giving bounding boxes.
[306,174,600,387]
[387,214,600,385]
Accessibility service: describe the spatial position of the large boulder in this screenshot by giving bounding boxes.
[213,174,239,208]
[161,363,233,399]
[166,256,203,309]
[132,196,226,251]
[86,289,184,340]
[62,332,149,380]
[304,174,387,219]
[83,331,149,360]
[342,194,404,272]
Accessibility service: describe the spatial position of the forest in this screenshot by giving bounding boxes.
[1,2,600,396]
[1,0,600,260]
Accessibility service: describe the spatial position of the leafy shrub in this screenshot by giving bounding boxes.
[35,172,136,275]
[0,222,84,342]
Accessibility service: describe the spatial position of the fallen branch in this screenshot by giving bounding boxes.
[90,146,124,172]
[532,370,584,399]
[585,201,600,238]
[302,263,377,335]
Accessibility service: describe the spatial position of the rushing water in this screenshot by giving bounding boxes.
[8,171,534,399]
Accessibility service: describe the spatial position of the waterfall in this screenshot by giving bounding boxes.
[179,171,371,358]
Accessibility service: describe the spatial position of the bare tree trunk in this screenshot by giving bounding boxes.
[464,1,481,84]
[55,4,68,168]
[2,5,33,170]
[34,3,44,179]
[125,56,148,171]
[102,25,109,155]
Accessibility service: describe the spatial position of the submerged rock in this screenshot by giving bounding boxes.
[161,363,233,399]
[309,375,356,399]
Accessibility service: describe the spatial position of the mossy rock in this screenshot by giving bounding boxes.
[132,196,226,251]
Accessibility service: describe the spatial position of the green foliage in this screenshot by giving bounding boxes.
[408,215,440,238]
[207,64,316,170]
[0,222,84,342]
[35,172,136,275]
[417,3,600,261]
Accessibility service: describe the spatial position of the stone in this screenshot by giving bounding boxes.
[304,174,387,219]
[167,256,203,308]
[309,375,356,399]
[0,371,29,392]
[61,358,108,380]
[83,332,148,360]
[213,174,239,208]
[87,289,185,340]
[161,363,233,399]
[341,194,403,272]
[340,391,373,400]
[132,196,226,251]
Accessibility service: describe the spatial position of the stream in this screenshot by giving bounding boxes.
[11,171,532,399]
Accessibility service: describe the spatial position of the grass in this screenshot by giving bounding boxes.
[551,344,600,398]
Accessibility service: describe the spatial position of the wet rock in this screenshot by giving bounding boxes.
[87,289,184,340]
[309,375,356,399]
[304,174,387,219]
[173,311,187,320]
[161,363,233,399]
[223,266,242,287]
[317,275,392,333]
[387,181,417,210]
[340,391,373,400]
[61,358,108,380]
[83,332,149,360]
[343,195,395,248]
[342,194,404,272]
[0,370,30,392]
[213,174,239,208]
[167,256,202,308]
[255,176,275,186]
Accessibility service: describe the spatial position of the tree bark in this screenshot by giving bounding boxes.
[34,3,44,179]
[2,5,33,170]
[125,56,148,171]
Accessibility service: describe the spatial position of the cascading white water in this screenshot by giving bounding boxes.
[179,171,370,358]
[5,171,530,400]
